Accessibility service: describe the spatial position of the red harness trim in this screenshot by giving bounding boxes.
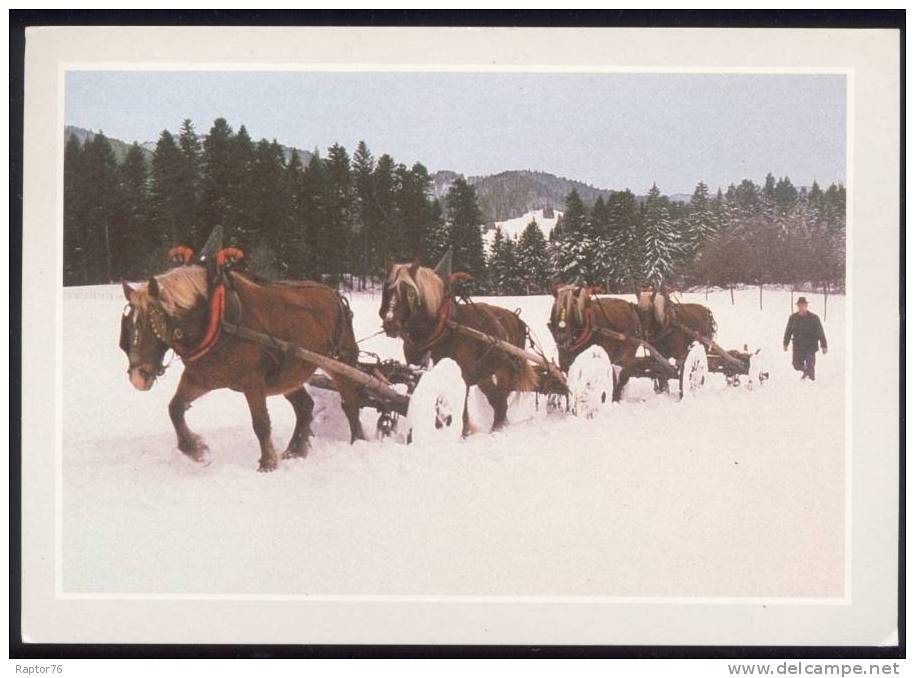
[568,305,594,352]
[411,297,454,353]
[183,281,226,363]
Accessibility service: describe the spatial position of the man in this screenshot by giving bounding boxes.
[783,297,828,380]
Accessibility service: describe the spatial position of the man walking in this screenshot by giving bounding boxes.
[783,297,828,380]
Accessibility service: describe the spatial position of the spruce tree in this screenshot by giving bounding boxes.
[641,183,680,287]
[322,143,353,284]
[63,134,88,285]
[445,177,486,286]
[176,119,202,245]
[200,118,235,235]
[82,132,122,282]
[150,130,185,250]
[118,142,151,277]
[352,140,375,287]
[515,219,550,294]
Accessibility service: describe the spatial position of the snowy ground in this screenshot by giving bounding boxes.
[483,208,562,250]
[62,286,845,597]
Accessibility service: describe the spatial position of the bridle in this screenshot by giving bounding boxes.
[120,302,179,377]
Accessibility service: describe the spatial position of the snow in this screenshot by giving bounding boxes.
[483,208,562,249]
[62,285,845,597]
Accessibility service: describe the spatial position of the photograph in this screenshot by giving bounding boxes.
[61,69,848,598]
[13,17,902,660]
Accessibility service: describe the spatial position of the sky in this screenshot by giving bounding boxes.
[66,71,846,195]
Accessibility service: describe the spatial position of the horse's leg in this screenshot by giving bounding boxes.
[244,387,278,472]
[478,371,510,431]
[328,375,365,443]
[168,373,211,462]
[282,386,314,459]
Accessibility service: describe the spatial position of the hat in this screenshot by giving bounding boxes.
[796,297,809,305]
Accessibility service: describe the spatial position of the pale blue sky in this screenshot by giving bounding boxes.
[66,71,846,195]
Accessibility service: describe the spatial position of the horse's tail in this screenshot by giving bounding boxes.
[513,317,541,392]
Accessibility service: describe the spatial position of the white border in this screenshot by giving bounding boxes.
[21,25,899,647]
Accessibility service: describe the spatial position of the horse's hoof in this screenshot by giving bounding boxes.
[257,461,277,473]
[281,448,307,460]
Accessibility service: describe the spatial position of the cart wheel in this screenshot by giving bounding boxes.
[567,346,615,419]
[747,348,771,388]
[406,358,465,445]
[679,341,708,396]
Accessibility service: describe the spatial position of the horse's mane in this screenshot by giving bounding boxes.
[388,264,444,317]
[133,266,208,317]
[553,284,588,322]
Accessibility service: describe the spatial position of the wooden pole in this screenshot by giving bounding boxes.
[593,327,677,376]
[672,321,747,372]
[222,322,411,415]
[445,319,567,388]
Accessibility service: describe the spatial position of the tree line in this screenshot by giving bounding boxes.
[490,175,845,299]
[64,118,845,298]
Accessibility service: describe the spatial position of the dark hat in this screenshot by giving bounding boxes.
[796,297,809,305]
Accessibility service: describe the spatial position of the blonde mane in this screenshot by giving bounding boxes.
[387,263,445,316]
[132,266,208,316]
[554,284,588,323]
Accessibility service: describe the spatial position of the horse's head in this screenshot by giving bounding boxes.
[119,267,208,390]
[379,258,444,338]
[549,284,600,356]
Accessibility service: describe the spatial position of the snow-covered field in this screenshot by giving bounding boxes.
[62,286,845,597]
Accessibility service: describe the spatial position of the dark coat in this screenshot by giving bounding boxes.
[783,311,827,354]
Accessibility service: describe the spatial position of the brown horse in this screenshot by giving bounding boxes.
[635,286,717,391]
[379,259,539,433]
[119,265,365,471]
[548,284,644,401]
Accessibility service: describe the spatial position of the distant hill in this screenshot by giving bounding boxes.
[64,125,313,167]
[432,169,619,223]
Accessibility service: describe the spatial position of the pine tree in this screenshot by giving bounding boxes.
[299,152,328,279]
[63,134,88,285]
[82,132,122,282]
[322,143,353,284]
[176,119,202,245]
[641,183,680,287]
[118,142,151,277]
[445,177,486,286]
[200,118,235,235]
[487,227,518,295]
[604,189,641,292]
[424,198,450,267]
[278,149,305,277]
[371,154,397,270]
[551,189,598,284]
[150,130,185,250]
[515,219,551,294]
[228,125,257,245]
[351,140,375,287]
[684,181,714,255]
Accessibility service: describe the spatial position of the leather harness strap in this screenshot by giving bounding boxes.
[408,296,454,353]
[568,305,594,352]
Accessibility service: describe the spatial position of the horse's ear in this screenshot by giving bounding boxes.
[551,283,562,298]
[121,280,134,301]
[147,277,160,299]
[385,256,394,274]
[591,285,604,295]
[408,257,420,278]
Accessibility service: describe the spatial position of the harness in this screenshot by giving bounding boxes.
[567,304,595,352]
[405,296,454,353]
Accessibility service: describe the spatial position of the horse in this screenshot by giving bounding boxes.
[635,286,717,392]
[119,264,365,472]
[548,284,644,401]
[379,259,539,434]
